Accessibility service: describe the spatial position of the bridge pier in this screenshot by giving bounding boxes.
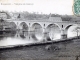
[61,34,67,39]
[42,27,51,41]
[61,29,67,39]
[15,31,19,38]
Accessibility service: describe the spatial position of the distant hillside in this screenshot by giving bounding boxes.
[0,11,80,21]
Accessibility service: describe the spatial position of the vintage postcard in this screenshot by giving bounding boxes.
[0,0,80,60]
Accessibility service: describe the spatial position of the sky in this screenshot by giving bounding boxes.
[0,0,73,15]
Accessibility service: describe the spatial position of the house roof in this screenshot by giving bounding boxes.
[49,17,62,22]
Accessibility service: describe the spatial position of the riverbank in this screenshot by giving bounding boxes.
[0,36,78,49]
[0,37,80,60]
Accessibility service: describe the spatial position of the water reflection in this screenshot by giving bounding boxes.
[19,31,28,39]
[46,24,61,40]
[0,29,59,47]
[0,30,35,47]
[0,31,16,38]
[0,25,80,47]
[31,23,44,41]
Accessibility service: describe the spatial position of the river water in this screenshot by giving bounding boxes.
[0,25,79,48]
[0,25,61,48]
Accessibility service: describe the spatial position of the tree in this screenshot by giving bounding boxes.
[72,27,80,38]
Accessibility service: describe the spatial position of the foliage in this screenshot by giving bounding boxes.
[0,11,79,21]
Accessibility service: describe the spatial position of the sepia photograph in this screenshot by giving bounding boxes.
[0,0,80,60]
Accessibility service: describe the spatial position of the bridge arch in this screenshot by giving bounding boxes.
[64,24,77,30]
[31,23,44,30]
[9,22,17,30]
[45,23,61,30]
[45,23,61,40]
[19,22,29,38]
[19,22,28,31]
[31,23,44,41]
[65,24,78,38]
[65,24,72,32]
[4,22,17,37]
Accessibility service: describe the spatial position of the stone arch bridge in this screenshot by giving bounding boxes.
[3,17,80,40]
